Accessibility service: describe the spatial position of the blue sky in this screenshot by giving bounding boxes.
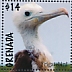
[0,2,70,65]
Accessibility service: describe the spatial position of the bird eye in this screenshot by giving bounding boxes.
[39,12,43,13]
[40,12,42,13]
[25,11,31,16]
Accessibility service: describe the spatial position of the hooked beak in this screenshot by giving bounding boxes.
[30,8,69,25]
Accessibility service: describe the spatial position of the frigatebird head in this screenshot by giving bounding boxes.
[13,3,69,33]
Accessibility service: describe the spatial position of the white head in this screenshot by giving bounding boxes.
[13,3,44,33]
[13,3,68,34]
[13,3,68,48]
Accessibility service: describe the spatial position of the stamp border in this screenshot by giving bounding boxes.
[4,0,71,2]
[1,0,4,68]
[1,0,71,71]
[70,1,72,70]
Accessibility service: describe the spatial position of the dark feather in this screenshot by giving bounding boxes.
[10,50,33,72]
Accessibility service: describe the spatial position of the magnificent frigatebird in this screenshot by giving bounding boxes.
[10,3,68,72]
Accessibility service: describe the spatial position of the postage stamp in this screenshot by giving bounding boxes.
[0,0,71,72]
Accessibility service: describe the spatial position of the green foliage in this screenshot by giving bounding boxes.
[0,66,12,72]
[0,64,71,72]
[54,63,71,72]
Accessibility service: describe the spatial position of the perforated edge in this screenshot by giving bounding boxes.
[4,0,71,2]
[1,0,4,68]
[71,1,72,71]
[0,0,71,71]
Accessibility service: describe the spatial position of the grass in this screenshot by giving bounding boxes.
[54,63,71,72]
[0,66,12,72]
[0,63,71,72]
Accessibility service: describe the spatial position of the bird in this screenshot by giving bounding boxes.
[11,2,68,72]
[10,50,33,72]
